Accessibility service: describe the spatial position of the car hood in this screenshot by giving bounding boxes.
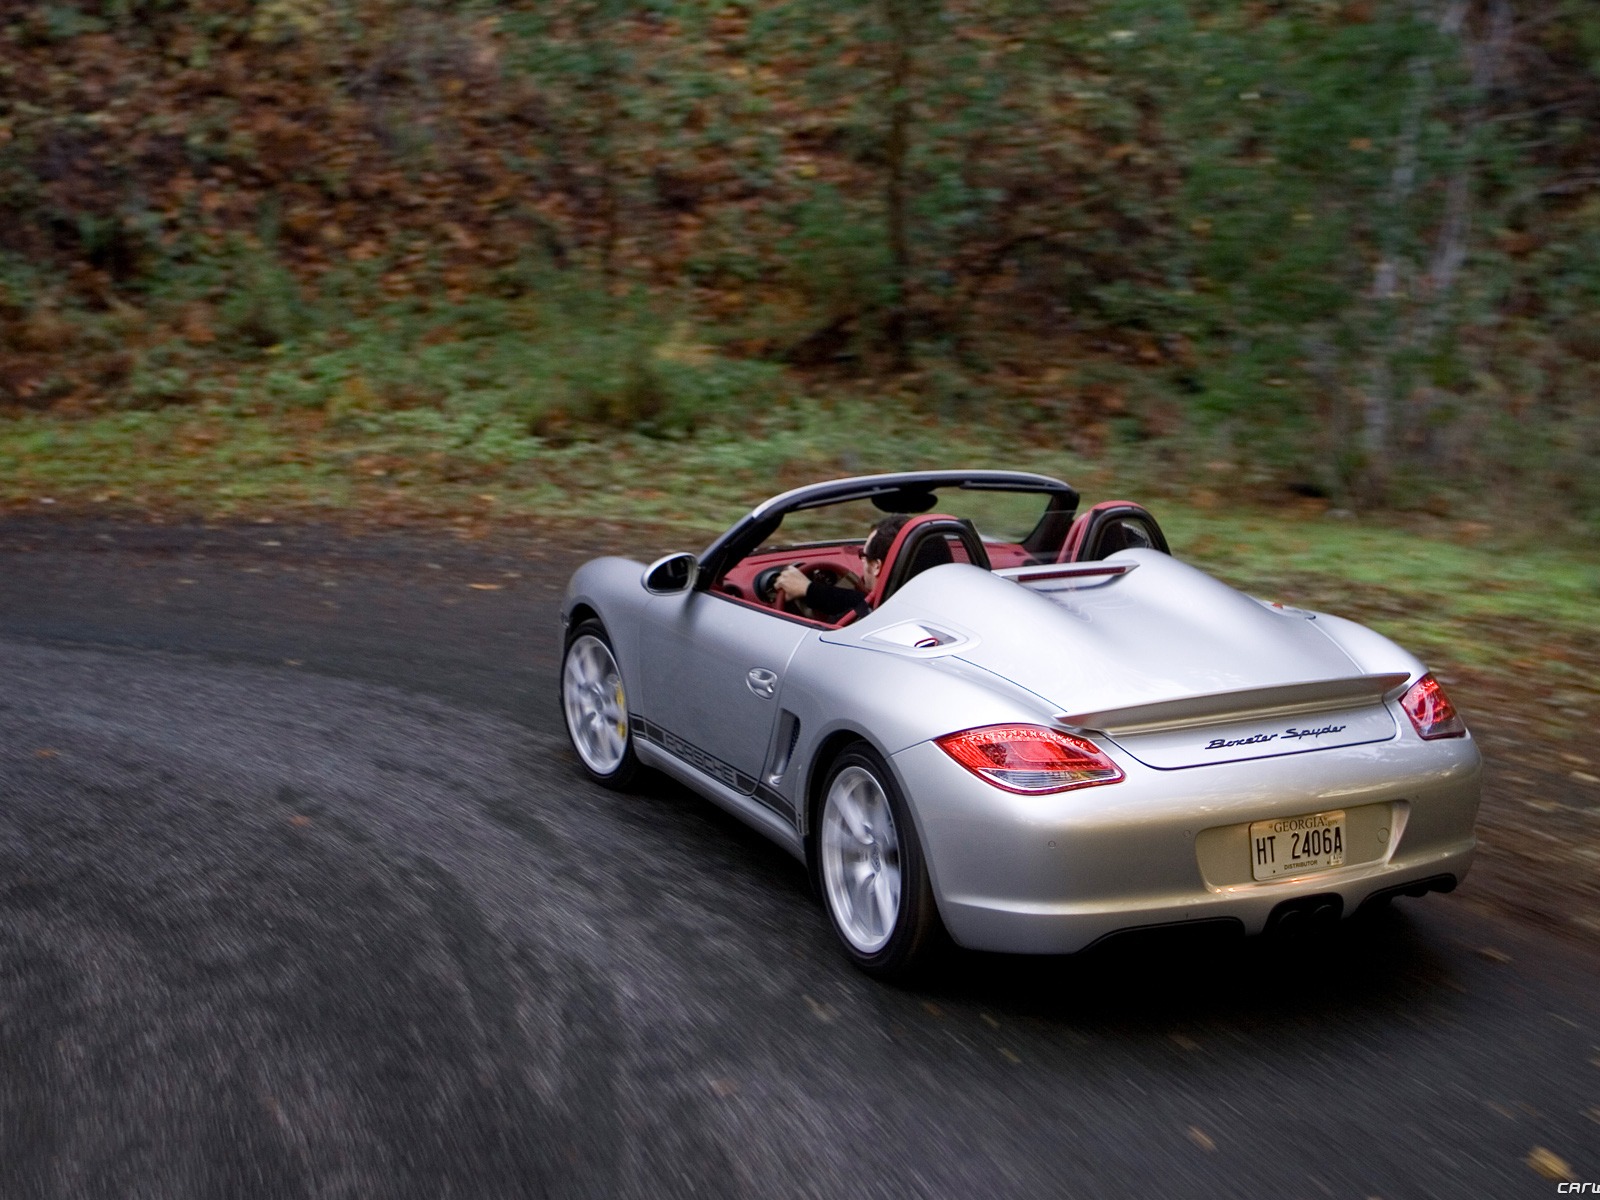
[823,552,1403,764]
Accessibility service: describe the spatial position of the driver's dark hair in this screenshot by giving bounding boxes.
[864,513,912,563]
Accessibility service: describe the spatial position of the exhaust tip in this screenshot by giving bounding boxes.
[1355,873,1460,915]
[1266,893,1344,936]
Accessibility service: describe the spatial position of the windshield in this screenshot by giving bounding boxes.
[757,487,1064,558]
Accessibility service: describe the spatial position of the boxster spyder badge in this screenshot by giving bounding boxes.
[558,471,1481,978]
[1205,723,1349,750]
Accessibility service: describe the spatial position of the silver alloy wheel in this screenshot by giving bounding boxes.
[562,633,629,776]
[820,764,902,954]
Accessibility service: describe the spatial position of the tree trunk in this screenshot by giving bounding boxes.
[577,1,625,290]
[1359,0,1513,503]
[883,0,916,372]
[1358,12,1435,506]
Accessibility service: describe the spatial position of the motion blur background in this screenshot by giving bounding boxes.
[2,0,1598,531]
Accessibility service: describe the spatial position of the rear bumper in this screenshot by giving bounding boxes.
[890,733,1481,955]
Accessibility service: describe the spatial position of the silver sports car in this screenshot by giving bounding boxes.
[559,471,1481,977]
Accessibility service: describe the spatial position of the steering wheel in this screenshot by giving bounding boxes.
[752,562,867,618]
[752,565,789,608]
[807,565,866,593]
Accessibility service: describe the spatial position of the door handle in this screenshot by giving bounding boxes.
[746,668,778,699]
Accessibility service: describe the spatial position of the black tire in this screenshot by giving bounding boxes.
[814,742,944,980]
[560,619,641,790]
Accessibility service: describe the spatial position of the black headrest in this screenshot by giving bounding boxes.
[907,534,954,575]
[877,517,991,604]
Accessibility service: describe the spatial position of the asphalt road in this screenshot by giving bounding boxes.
[0,517,1595,1199]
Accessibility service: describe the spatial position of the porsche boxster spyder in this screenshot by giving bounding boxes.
[559,471,1481,977]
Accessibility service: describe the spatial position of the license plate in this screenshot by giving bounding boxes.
[1249,810,1347,881]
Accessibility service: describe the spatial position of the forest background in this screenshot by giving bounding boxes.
[1,0,1598,534]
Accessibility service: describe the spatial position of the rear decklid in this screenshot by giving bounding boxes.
[1064,672,1406,768]
[830,552,1409,768]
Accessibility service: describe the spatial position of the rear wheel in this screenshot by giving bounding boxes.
[817,743,942,979]
[560,620,639,789]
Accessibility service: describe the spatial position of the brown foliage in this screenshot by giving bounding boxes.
[1,3,555,292]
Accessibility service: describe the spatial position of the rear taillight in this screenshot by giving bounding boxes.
[1400,674,1466,740]
[935,724,1124,794]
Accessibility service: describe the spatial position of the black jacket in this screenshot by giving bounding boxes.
[806,579,871,620]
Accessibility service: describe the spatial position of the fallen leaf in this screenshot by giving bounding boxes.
[708,1078,738,1097]
[921,1001,943,1018]
[289,815,312,828]
[803,995,835,1023]
[1171,1034,1200,1052]
[1187,1126,1216,1152]
[468,582,504,590]
[34,748,58,759]
[1527,1147,1575,1181]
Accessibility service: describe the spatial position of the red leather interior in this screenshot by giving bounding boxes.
[712,524,1030,627]
[1059,500,1146,562]
[984,543,1034,568]
[717,544,868,604]
[863,513,971,607]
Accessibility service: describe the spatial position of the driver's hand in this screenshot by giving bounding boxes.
[774,565,810,601]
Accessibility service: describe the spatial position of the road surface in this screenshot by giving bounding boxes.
[0,517,1594,1198]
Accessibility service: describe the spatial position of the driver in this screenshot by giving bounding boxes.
[772,514,909,620]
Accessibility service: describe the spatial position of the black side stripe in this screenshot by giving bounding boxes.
[634,716,798,825]
[751,783,795,822]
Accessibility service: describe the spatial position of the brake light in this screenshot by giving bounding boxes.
[935,724,1124,794]
[1400,674,1466,740]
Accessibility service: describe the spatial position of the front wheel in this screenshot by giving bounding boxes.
[560,619,640,789]
[817,744,943,979]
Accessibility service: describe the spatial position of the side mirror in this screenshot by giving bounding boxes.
[643,552,697,595]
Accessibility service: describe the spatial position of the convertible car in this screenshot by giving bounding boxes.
[559,471,1481,977]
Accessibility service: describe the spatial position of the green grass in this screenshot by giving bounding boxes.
[3,396,1596,732]
[1155,508,1599,687]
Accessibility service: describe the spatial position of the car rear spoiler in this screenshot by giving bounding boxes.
[1060,672,1413,736]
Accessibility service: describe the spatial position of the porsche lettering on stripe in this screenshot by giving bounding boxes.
[663,728,741,788]
[635,717,797,823]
